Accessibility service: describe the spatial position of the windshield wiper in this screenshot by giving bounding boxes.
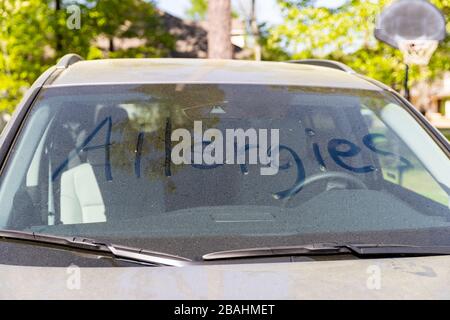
[202,243,450,261]
[0,229,192,267]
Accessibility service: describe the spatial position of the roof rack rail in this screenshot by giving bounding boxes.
[288,59,355,73]
[56,53,83,69]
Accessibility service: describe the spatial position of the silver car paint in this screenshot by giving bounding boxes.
[1,255,449,299]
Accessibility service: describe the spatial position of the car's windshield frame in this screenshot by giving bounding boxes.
[0,82,449,262]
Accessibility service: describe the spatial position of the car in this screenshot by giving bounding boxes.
[0,54,449,299]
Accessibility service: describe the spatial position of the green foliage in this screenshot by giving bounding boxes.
[268,0,449,88]
[259,22,290,61]
[185,0,239,21]
[0,0,174,114]
[0,0,52,112]
[108,46,171,59]
[186,0,208,20]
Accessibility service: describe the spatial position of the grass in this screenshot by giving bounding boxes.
[390,129,449,206]
[402,170,448,205]
[439,129,450,141]
[383,168,448,206]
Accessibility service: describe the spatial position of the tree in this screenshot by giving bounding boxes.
[249,0,261,60]
[0,0,174,115]
[207,0,233,59]
[50,0,96,58]
[268,0,449,89]
[258,22,290,61]
[186,0,208,21]
[0,0,52,113]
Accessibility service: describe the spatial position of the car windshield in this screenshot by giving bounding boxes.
[0,83,449,260]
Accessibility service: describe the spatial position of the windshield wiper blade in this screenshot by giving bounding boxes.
[202,243,450,261]
[0,229,192,267]
[203,243,347,260]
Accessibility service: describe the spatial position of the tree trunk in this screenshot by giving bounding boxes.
[55,0,62,54]
[207,0,232,59]
[250,0,261,61]
[109,37,115,52]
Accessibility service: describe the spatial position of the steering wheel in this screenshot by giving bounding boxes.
[275,170,368,206]
[297,171,367,190]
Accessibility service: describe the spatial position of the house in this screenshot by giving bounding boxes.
[435,73,450,120]
[413,72,450,130]
[95,10,250,59]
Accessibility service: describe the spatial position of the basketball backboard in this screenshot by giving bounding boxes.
[375,0,446,65]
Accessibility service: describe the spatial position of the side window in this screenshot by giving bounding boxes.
[361,107,448,205]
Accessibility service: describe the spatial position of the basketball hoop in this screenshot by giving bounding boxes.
[374,0,446,100]
[398,39,438,65]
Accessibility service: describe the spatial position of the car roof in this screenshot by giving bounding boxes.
[47,58,381,91]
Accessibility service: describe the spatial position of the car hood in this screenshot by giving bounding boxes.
[1,255,450,299]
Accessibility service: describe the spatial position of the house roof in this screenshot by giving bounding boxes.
[95,11,246,59]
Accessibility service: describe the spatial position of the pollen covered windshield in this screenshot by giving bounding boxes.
[0,84,449,259]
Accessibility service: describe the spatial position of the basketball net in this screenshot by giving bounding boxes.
[398,39,438,65]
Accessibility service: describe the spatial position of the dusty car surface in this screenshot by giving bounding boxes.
[0,55,449,299]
